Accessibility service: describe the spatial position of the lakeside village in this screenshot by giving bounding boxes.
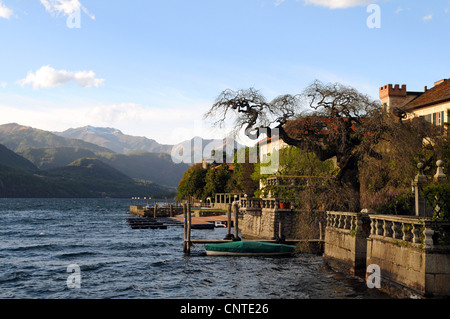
[129,79,450,299]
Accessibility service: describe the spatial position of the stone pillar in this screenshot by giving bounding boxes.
[434,160,446,183]
[412,163,428,217]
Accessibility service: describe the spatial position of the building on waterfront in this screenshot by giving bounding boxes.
[379,78,450,126]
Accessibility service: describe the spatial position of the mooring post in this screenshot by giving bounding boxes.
[183,203,187,253]
[170,204,173,217]
[278,220,283,241]
[187,203,192,254]
[233,201,241,241]
[224,203,233,240]
[154,202,157,219]
[319,222,323,241]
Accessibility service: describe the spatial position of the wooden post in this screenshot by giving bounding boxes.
[319,222,323,241]
[224,203,233,240]
[233,202,241,241]
[170,204,173,217]
[154,202,157,218]
[183,203,187,253]
[278,220,283,240]
[187,203,192,254]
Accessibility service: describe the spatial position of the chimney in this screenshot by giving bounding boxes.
[424,86,428,92]
[434,79,446,86]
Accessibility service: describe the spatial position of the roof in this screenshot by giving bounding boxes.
[212,163,234,171]
[403,79,450,111]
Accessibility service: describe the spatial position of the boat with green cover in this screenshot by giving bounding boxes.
[204,241,296,256]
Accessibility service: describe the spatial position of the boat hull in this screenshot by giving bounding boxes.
[205,250,294,256]
[204,241,296,257]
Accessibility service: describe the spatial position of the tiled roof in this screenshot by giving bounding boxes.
[403,79,450,110]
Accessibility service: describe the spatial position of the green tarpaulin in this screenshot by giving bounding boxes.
[205,241,295,256]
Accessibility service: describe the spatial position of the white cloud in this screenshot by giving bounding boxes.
[1,82,6,88]
[40,0,94,20]
[422,14,433,22]
[395,7,403,14]
[0,0,13,19]
[18,65,105,89]
[302,0,376,9]
[274,0,286,6]
[0,97,216,145]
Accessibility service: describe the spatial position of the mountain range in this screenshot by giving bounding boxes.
[0,123,244,198]
[54,126,174,154]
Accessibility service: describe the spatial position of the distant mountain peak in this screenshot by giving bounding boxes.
[85,126,123,136]
[56,125,173,154]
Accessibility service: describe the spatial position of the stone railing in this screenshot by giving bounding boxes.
[239,198,296,210]
[326,211,371,235]
[239,198,261,209]
[368,214,450,249]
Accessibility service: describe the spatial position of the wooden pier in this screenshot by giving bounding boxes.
[128,202,323,254]
[182,202,323,255]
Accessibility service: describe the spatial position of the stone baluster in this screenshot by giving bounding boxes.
[412,224,421,244]
[370,218,376,235]
[423,223,435,249]
[402,222,412,242]
[392,221,402,240]
[337,215,343,229]
[383,220,392,237]
[350,215,356,231]
[376,218,384,236]
[344,215,349,230]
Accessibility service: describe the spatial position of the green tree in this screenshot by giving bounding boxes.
[226,147,259,196]
[204,80,384,211]
[204,163,232,201]
[176,164,207,201]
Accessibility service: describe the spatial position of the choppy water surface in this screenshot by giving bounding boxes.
[0,199,389,299]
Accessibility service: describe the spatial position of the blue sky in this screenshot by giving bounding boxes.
[0,0,449,144]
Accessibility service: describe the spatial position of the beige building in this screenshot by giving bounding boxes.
[379,78,450,126]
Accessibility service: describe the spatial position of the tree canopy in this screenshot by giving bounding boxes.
[204,80,385,211]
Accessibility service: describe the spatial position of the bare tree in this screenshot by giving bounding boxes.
[204,80,384,211]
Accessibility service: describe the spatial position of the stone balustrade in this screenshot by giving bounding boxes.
[326,211,370,235]
[368,214,450,249]
[240,198,279,209]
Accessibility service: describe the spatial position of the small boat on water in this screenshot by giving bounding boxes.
[204,241,296,257]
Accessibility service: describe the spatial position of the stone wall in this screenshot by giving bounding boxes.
[241,208,276,239]
[366,215,450,298]
[323,212,371,277]
[240,198,324,240]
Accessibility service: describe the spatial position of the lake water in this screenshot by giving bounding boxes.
[0,198,390,299]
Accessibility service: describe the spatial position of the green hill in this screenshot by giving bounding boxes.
[18,147,98,170]
[0,123,189,191]
[0,144,38,171]
[99,151,190,187]
[0,147,175,198]
[43,158,176,198]
[0,164,63,198]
